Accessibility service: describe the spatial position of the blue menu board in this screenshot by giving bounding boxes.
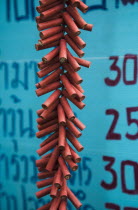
[0,0,138,209]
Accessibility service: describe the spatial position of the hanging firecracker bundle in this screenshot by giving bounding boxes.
[34,0,93,209]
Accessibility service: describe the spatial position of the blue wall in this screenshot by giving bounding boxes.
[0,0,138,209]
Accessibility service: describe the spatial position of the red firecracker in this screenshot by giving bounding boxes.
[35,0,93,209]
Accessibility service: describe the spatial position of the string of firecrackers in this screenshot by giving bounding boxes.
[34,0,93,209]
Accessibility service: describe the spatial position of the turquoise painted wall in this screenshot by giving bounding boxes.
[0,0,138,209]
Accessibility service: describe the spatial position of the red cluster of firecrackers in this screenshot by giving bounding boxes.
[35,0,92,209]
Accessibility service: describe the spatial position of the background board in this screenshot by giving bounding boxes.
[0,0,138,209]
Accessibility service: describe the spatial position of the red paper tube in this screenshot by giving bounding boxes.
[36,186,51,199]
[37,18,63,31]
[60,178,67,199]
[43,58,60,70]
[57,104,66,126]
[39,64,59,76]
[37,108,44,116]
[72,81,84,93]
[36,16,44,23]
[37,171,56,179]
[40,26,63,40]
[60,74,77,98]
[46,146,60,171]
[46,76,59,84]
[60,96,75,121]
[36,14,61,24]
[37,62,61,78]
[66,158,78,171]
[59,39,67,63]
[77,0,88,13]
[36,157,49,167]
[37,167,47,172]
[65,35,84,57]
[49,161,59,172]
[36,81,62,97]
[66,5,87,29]
[38,61,47,70]
[35,43,55,51]
[37,69,59,82]
[42,89,61,109]
[67,49,80,71]
[35,40,59,51]
[65,65,83,84]
[74,56,91,68]
[37,111,57,125]
[38,56,59,70]
[49,194,61,210]
[59,200,67,210]
[39,68,62,88]
[35,44,45,51]
[37,0,63,13]
[41,4,64,20]
[36,123,59,139]
[39,0,58,6]
[36,16,49,24]
[35,43,45,51]
[36,12,62,23]
[39,32,64,46]
[37,202,52,210]
[42,152,52,159]
[65,72,84,93]
[63,63,83,85]
[38,62,59,75]
[62,12,80,36]
[65,27,86,49]
[66,130,84,152]
[37,118,58,130]
[84,23,93,31]
[62,89,85,109]
[62,141,72,160]
[40,131,58,147]
[48,159,58,170]
[50,182,58,198]
[49,13,63,20]
[69,145,81,163]
[58,125,66,150]
[36,177,54,188]
[36,83,41,89]
[58,156,71,180]
[38,167,47,172]
[37,165,49,172]
[62,62,75,73]
[54,167,62,188]
[66,119,82,138]
[37,5,51,13]
[40,100,59,119]
[42,13,62,23]
[72,117,86,130]
[72,85,85,101]
[67,187,82,209]
[69,0,80,7]
[42,47,59,63]
[37,138,58,156]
